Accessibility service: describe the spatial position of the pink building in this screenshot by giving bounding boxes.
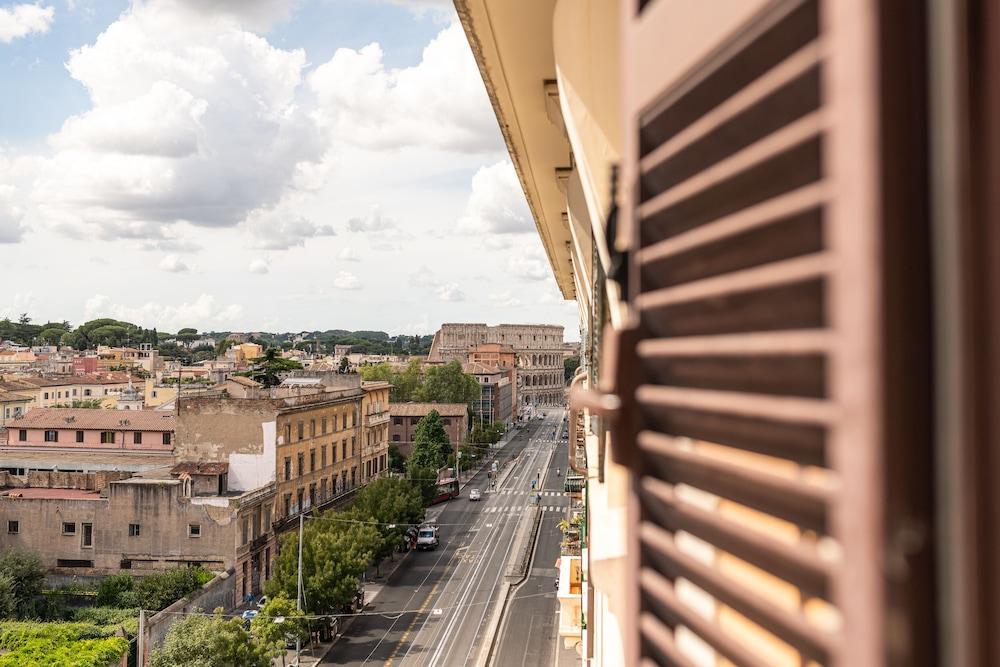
[72,357,98,375]
[8,408,175,452]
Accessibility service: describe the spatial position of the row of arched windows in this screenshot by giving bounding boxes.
[523,371,562,387]
[519,353,561,367]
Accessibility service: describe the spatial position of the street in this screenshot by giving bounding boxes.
[321,412,570,666]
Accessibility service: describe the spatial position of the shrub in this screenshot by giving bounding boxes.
[0,552,45,619]
[0,621,128,667]
[95,567,213,611]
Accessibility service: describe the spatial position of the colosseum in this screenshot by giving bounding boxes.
[428,323,566,410]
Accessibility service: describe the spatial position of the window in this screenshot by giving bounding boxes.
[310,449,316,472]
[44,430,58,442]
[351,436,356,456]
[284,424,291,443]
[84,389,92,396]
[7,520,18,534]
[133,432,142,445]
[162,433,171,445]
[72,389,78,397]
[332,442,337,462]
[297,421,304,441]
[342,440,347,459]
[296,488,304,511]
[18,429,26,442]
[297,453,304,477]
[393,434,400,442]
[43,392,49,400]
[81,523,93,548]
[100,431,115,444]
[322,417,327,434]
[393,417,402,426]
[310,419,316,437]
[188,524,201,538]
[151,390,157,398]
[443,418,451,426]
[241,518,249,545]
[76,430,84,443]
[283,494,291,516]
[342,414,347,430]
[284,457,291,481]
[321,445,327,468]
[62,522,76,535]
[129,524,140,537]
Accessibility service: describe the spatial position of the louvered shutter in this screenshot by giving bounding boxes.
[613,0,885,665]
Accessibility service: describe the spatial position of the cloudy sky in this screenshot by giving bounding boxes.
[0,0,579,339]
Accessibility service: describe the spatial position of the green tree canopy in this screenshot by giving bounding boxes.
[150,610,271,667]
[0,551,45,619]
[265,512,379,614]
[359,359,424,402]
[38,326,69,344]
[350,478,424,568]
[415,360,480,403]
[407,410,451,471]
[564,356,581,382]
[239,350,304,387]
[250,595,308,665]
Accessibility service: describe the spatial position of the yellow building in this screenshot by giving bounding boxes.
[360,381,391,484]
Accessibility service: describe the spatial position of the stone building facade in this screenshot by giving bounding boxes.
[428,323,566,410]
[389,403,469,458]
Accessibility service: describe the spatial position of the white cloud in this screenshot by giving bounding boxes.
[346,206,412,251]
[383,0,452,19]
[158,254,190,273]
[337,247,360,262]
[457,160,532,235]
[83,293,243,331]
[436,282,465,302]
[346,206,397,232]
[248,258,269,274]
[489,290,521,308]
[0,291,36,320]
[34,0,322,240]
[139,237,202,253]
[309,21,500,152]
[507,245,551,281]
[332,271,361,290]
[243,198,336,250]
[0,4,54,43]
[409,265,438,288]
[0,184,25,243]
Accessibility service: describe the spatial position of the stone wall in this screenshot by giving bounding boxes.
[141,570,236,663]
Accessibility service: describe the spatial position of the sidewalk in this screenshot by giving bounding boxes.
[273,549,412,666]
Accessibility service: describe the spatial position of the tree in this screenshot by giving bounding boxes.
[251,595,308,666]
[359,359,423,402]
[240,349,304,387]
[408,411,451,470]
[351,479,424,570]
[265,512,379,614]
[176,327,199,342]
[0,574,17,619]
[150,610,271,667]
[405,463,440,506]
[0,551,45,619]
[387,443,405,473]
[414,360,480,404]
[38,326,68,344]
[338,356,349,373]
[564,356,581,382]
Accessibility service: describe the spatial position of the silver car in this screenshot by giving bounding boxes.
[469,488,482,501]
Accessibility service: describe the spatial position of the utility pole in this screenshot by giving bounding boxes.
[296,512,304,663]
[137,609,145,667]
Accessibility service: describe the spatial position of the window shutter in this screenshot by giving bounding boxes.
[612,0,886,665]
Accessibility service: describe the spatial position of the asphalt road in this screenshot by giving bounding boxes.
[492,414,579,667]
[321,412,565,667]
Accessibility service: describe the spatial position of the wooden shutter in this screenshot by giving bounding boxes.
[610,0,893,665]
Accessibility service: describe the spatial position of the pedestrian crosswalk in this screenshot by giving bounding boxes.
[493,489,562,496]
[480,505,565,513]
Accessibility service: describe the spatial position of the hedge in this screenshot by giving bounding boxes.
[0,621,128,667]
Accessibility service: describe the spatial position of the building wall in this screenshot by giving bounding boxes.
[10,426,173,451]
[361,383,391,484]
[274,393,363,519]
[0,481,238,574]
[389,409,468,457]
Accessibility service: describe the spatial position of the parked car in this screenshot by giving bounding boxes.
[256,595,267,609]
[469,488,482,501]
[241,609,258,629]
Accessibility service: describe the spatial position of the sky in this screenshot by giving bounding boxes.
[0,0,580,340]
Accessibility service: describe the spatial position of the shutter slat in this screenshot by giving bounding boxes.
[636,385,836,425]
[636,184,826,266]
[640,477,832,598]
[641,568,775,667]
[635,252,831,311]
[638,330,831,356]
[638,431,830,533]
[639,613,699,667]
[641,524,836,664]
[639,42,822,194]
[638,112,823,221]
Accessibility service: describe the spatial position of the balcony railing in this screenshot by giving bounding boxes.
[365,411,390,427]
